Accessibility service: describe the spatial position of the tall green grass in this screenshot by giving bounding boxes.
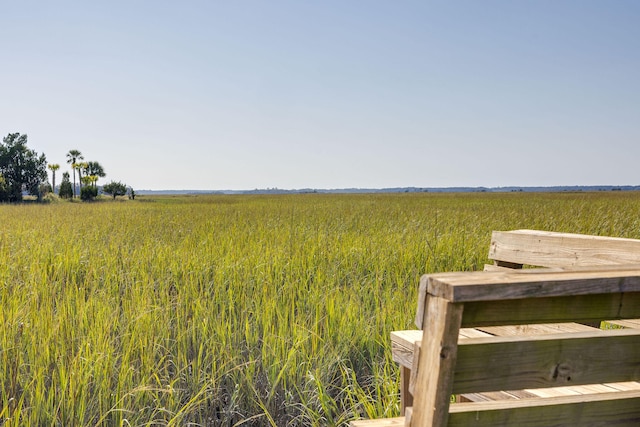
[1,192,640,425]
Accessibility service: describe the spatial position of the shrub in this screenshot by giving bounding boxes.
[59,172,73,199]
[81,186,98,201]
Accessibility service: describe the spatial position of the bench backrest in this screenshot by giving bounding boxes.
[410,267,640,426]
[488,229,640,269]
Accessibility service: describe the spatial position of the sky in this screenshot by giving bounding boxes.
[2,1,639,191]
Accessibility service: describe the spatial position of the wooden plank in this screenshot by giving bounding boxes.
[426,266,640,303]
[461,292,640,327]
[409,295,463,427]
[524,386,581,397]
[400,366,412,415]
[391,340,414,368]
[393,323,597,368]
[525,383,625,398]
[447,390,640,427]
[414,274,429,328]
[489,229,640,268]
[483,263,514,271]
[451,329,640,394]
[456,390,521,402]
[391,330,422,350]
[603,381,640,391]
[350,417,405,426]
[459,389,539,403]
[477,322,597,336]
[391,328,491,368]
[458,328,493,339]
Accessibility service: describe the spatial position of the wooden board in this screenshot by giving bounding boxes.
[391,323,594,368]
[409,296,463,427]
[489,229,640,268]
[461,292,640,327]
[447,390,640,427]
[477,322,597,336]
[349,417,404,426]
[426,266,640,303]
[451,329,640,394]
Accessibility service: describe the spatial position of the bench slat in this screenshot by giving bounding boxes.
[452,329,640,394]
[349,417,404,426]
[427,266,640,303]
[490,229,640,268]
[447,390,640,427]
[349,417,405,427]
[461,292,640,328]
[391,323,596,369]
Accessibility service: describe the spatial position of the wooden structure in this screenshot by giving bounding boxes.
[352,230,640,426]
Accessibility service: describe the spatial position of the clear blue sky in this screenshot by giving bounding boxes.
[2,1,639,190]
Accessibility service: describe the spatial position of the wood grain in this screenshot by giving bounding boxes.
[490,229,640,268]
[448,390,640,427]
[409,296,463,427]
[452,329,640,394]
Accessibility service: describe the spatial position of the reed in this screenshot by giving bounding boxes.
[1,191,639,425]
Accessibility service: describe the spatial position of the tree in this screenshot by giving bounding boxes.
[58,172,73,199]
[83,161,106,187]
[102,181,128,199]
[75,162,87,192]
[80,184,98,201]
[0,133,47,202]
[0,175,9,202]
[66,149,83,198]
[47,163,60,194]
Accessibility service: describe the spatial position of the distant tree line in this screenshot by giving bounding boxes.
[0,132,134,203]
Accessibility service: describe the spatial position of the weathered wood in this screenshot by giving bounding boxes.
[350,417,405,426]
[461,292,640,327]
[483,263,512,271]
[416,267,640,327]
[477,322,596,336]
[425,265,640,304]
[400,366,412,415]
[391,323,594,369]
[391,340,414,369]
[388,230,640,424]
[490,229,640,268]
[603,381,640,391]
[451,329,640,394]
[447,390,640,427]
[391,328,492,368]
[408,340,421,396]
[409,295,463,427]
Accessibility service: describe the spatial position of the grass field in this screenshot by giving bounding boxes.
[2,191,640,426]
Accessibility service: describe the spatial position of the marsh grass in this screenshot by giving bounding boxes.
[1,192,640,425]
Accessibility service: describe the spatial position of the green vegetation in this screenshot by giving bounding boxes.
[0,133,129,202]
[0,133,47,202]
[102,181,128,199]
[58,172,73,199]
[1,192,640,425]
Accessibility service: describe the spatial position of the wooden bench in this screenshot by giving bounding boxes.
[352,230,640,426]
[392,229,640,413]
[353,266,640,426]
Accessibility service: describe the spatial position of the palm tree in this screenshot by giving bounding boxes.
[84,161,106,187]
[76,161,88,191]
[66,150,83,198]
[47,164,60,194]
